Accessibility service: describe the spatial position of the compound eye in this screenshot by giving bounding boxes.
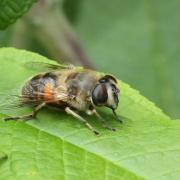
[92,84,108,106]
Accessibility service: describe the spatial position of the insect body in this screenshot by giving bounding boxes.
[5,65,121,135]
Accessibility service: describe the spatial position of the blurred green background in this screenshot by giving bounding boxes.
[0,0,180,119]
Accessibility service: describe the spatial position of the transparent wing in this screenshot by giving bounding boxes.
[23,61,75,72]
[18,91,69,104]
[0,93,37,111]
[0,84,70,112]
[0,92,69,112]
[20,84,69,104]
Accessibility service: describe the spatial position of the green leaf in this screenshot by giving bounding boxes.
[70,0,180,118]
[0,48,180,179]
[0,0,37,29]
[0,151,7,160]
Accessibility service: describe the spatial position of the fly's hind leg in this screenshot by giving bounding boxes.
[65,107,100,135]
[4,103,46,121]
[87,109,116,131]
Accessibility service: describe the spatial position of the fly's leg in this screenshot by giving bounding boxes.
[4,103,46,121]
[65,107,100,135]
[112,110,123,123]
[87,109,116,131]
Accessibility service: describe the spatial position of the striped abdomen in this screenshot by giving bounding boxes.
[22,72,57,103]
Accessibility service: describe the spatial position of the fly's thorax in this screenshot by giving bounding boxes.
[64,70,100,111]
[65,71,98,97]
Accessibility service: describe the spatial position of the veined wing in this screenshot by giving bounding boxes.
[23,61,75,72]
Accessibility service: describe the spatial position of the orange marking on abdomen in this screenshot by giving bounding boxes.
[43,83,54,101]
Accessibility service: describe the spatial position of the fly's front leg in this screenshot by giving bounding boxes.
[4,103,46,121]
[87,109,116,131]
[112,110,123,123]
[65,107,100,135]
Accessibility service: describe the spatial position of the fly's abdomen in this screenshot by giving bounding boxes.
[22,72,57,103]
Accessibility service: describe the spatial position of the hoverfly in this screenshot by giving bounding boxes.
[4,63,121,135]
